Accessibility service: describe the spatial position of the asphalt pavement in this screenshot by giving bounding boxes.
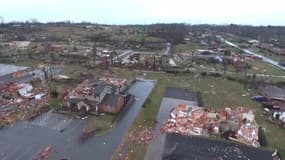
[220,37,285,71]
[0,79,155,160]
[0,64,27,77]
[145,87,198,160]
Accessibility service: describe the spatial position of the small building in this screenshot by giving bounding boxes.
[9,41,30,49]
[248,39,260,46]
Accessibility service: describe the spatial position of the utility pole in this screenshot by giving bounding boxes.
[153,56,156,70]
[92,43,96,68]
[110,50,114,68]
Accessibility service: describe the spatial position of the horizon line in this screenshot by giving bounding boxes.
[1,20,284,27]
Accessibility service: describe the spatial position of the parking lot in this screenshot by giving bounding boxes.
[0,80,155,160]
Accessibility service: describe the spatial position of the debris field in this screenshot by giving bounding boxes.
[0,82,49,128]
[160,104,260,147]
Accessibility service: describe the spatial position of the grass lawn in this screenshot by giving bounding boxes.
[113,71,285,160]
[193,58,285,77]
[173,43,207,53]
[12,58,41,67]
[249,60,285,76]
[83,114,116,135]
[250,47,283,62]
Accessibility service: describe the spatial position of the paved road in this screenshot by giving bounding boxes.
[0,80,155,160]
[219,36,285,71]
[0,63,28,77]
[113,50,133,63]
[145,87,198,160]
[0,66,62,85]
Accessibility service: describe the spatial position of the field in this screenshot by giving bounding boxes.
[173,43,208,53]
[250,47,284,62]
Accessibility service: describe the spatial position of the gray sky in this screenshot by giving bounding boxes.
[0,0,284,25]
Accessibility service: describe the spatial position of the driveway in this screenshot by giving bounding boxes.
[145,87,198,160]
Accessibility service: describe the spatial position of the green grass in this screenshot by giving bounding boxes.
[113,71,285,160]
[193,58,285,77]
[84,114,116,135]
[249,60,285,76]
[173,43,207,53]
[113,72,166,160]
[250,47,283,62]
[48,98,61,110]
[12,58,40,67]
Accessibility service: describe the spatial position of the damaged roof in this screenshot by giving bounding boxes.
[93,85,106,95]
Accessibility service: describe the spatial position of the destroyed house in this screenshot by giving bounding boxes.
[160,105,260,147]
[67,78,128,113]
[99,77,128,94]
[68,81,111,102]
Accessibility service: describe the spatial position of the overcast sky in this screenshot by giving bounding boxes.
[0,0,284,25]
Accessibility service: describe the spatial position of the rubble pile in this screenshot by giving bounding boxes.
[0,82,49,127]
[236,122,259,147]
[99,77,127,87]
[33,146,52,160]
[69,79,93,96]
[160,104,260,147]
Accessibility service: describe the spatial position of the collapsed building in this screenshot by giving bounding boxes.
[160,104,260,147]
[0,82,49,127]
[64,77,129,114]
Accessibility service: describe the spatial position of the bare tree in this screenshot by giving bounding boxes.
[92,43,96,68]
[222,59,228,77]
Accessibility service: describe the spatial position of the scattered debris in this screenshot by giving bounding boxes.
[33,146,52,160]
[160,104,260,147]
[115,129,156,160]
[0,82,49,127]
[272,112,285,127]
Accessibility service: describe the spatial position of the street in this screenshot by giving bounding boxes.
[220,37,285,71]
